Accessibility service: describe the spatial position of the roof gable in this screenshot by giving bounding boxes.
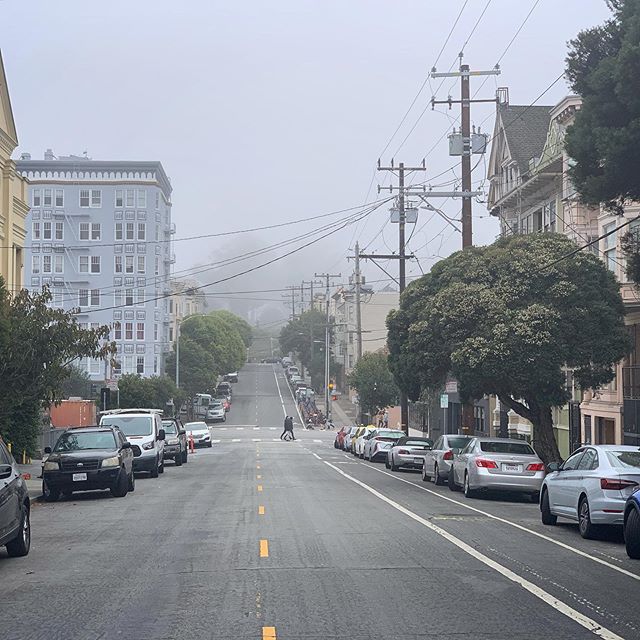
[498,104,552,172]
[0,50,18,148]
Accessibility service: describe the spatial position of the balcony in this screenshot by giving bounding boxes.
[163,253,176,264]
[164,222,176,235]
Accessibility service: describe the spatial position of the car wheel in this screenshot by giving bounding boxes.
[223,415,226,422]
[421,465,429,482]
[6,504,30,557]
[110,469,129,498]
[578,496,597,539]
[448,469,461,492]
[433,464,444,486]
[159,457,165,474]
[174,453,182,467]
[529,491,540,504]
[149,457,159,478]
[385,456,391,469]
[463,472,476,498]
[625,507,640,559]
[540,489,557,526]
[128,470,135,492]
[390,457,399,472]
[208,442,213,448]
[43,480,60,502]
[182,449,188,464]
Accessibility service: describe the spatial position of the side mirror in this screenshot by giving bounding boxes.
[131,445,142,457]
[547,462,560,473]
[44,446,52,454]
[178,429,186,436]
[121,441,132,450]
[157,429,166,441]
[0,464,13,480]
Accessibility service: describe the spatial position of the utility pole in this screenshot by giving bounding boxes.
[283,286,297,320]
[354,242,363,362]
[374,160,426,435]
[314,272,341,423]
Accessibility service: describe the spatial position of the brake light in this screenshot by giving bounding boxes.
[475,458,498,469]
[600,478,639,491]
[397,449,410,455]
[526,463,545,471]
[443,450,454,461]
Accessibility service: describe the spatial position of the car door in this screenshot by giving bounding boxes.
[549,450,585,516]
[455,439,476,485]
[571,448,599,518]
[425,437,442,475]
[117,431,133,473]
[0,440,19,542]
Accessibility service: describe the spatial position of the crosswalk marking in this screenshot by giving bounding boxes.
[252,438,262,442]
[212,439,221,444]
[232,438,241,442]
[313,439,322,443]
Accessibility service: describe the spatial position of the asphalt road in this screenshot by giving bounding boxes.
[2,363,640,640]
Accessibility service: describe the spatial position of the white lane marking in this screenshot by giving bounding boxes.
[269,427,276,431]
[366,465,640,583]
[232,438,241,442]
[313,439,322,443]
[253,427,260,430]
[311,452,322,460]
[273,368,287,418]
[211,439,221,444]
[272,438,281,442]
[219,428,227,431]
[322,459,624,640]
[252,438,262,442]
[237,427,244,431]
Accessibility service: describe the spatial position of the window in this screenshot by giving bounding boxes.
[55,222,64,241]
[136,356,145,375]
[80,190,90,207]
[137,256,145,273]
[78,289,89,307]
[125,210,135,220]
[155,192,160,209]
[113,360,122,376]
[576,448,599,471]
[114,322,122,340]
[137,189,146,208]
[53,289,63,307]
[126,222,135,240]
[79,223,90,240]
[32,222,41,240]
[55,189,64,208]
[43,222,52,240]
[137,223,145,240]
[33,189,42,207]
[137,288,145,305]
[54,255,63,274]
[114,289,123,306]
[125,322,133,340]
[91,256,101,273]
[42,255,52,273]
[90,289,100,306]
[91,190,101,207]
[115,222,123,240]
[125,243,135,254]
[43,210,52,219]
[113,310,122,321]
[115,189,124,207]
[91,223,101,240]
[79,256,89,273]
[32,255,40,274]
[90,358,102,375]
[125,189,135,207]
[136,322,145,340]
[43,188,53,207]
[561,450,585,471]
[603,222,617,272]
[154,323,158,340]
[124,355,134,373]
[125,289,134,306]
[125,255,134,273]
[115,256,123,273]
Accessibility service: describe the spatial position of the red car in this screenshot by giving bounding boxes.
[334,426,350,449]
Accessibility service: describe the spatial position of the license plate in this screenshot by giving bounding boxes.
[502,463,521,473]
[72,472,87,481]
[414,457,424,464]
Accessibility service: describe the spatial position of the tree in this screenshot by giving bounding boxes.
[0,281,114,454]
[165,336,217,399]
[347,352,399,420]
[60,364,92,399]
[565,0,640,213]
[387,233,629,463]
[118,374,185,412]
[208,310,253,348]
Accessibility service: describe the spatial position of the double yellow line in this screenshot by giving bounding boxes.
[257,448,276,639]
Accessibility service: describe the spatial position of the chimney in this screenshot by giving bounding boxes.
[496,87,509,106]
[44,148,55,161]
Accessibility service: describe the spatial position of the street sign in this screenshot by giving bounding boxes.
[106,379,119,392]
[440,394,449,409]
[445,381,458,394]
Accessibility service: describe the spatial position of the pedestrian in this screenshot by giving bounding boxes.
[280,415,295,441]
[383,410,389,428]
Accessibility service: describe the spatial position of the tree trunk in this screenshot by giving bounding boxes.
[531,405,562,464]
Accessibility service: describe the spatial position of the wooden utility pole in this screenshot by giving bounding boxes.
[354,242,363,362]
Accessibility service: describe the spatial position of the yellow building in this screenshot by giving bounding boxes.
[0,51,29,293]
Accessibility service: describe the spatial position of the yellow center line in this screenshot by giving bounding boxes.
[259,539,269,558]
[262,626,277,640]
[257,465,261,469]
[258,505,265,515]
[257,484,263,492]
[257,474,262,479]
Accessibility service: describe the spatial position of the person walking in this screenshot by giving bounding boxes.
[280,415,295,441]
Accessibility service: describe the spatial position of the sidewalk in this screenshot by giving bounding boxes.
[331,399,356,426]
[18,459,43,501]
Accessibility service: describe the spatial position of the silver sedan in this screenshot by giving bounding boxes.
[541,445,640,538]
[385,437,433,471]
[449,437,544,500]
[422,434,473,485]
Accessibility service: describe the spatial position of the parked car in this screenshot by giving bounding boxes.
[207,400,227,423]
[422,434,473,485]
[354,427,376,458]
[386,436,433,471]
[281,356,292,368]
[215,392,232,411]
[42,426,140,502]
[350,426,370,454]
[343,426,359,452]
[334,426,351,449]
[161,418,188,466]
[541,445,640,538]
[289,375,302,387]
[224,372,239,383]
[185,422,212,448]
[0,435,30,557]
[216,382,233,398]
[262,357,280,364]
[624,486,640,559]
[286,366,300,380]
[450,437,544,501]
[99,409,166,478]
[363,429,404,462]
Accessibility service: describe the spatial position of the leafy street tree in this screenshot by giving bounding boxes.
[118,374,185,412]
[165,336,217,399]
[387,234,629,464]
[208,309,253,348]
[347,351,399,422]
[60,364,92,399]
[0,281,114,454]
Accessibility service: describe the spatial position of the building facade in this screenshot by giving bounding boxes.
[168,279,207,345]
[0,51,29,292]
[16,152,175,381]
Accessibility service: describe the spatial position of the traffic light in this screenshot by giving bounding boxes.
[328,381,335,391]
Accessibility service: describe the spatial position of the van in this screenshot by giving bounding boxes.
[99,409,166,478]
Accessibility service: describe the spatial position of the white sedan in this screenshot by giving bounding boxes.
[541,445,640,538]
[354,427,376,458]
[185,422,212,448]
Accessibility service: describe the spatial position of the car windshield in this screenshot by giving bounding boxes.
[480,441,535,455]
[448,437,472,449]
[161,421,178,434]
[54,431,117,451]
[606,450,640,469]
[187,423,208,432]
[405,440,432,447]
[101,416,153,436]
[377,431,402,439]
[211,402,223,408]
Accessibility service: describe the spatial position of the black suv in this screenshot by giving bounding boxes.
[161,417,188,466]
[42,426,140,502]
[0,436,30,557]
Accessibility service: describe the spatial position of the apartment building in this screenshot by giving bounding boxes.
[0,51,29,292]
[16,151,175,381]
[168,279,206,345]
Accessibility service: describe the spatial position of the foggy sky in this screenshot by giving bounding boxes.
[0,0,611,321]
